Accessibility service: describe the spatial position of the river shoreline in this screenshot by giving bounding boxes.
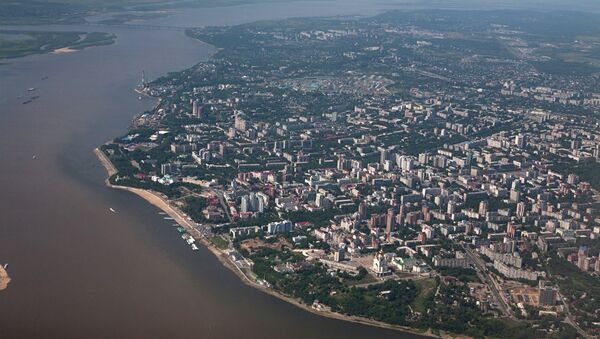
[93,147,448,339]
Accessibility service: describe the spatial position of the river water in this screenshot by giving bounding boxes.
[0,1,430,338]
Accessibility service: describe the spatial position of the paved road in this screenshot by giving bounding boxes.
[558,290,590,338]
[213,189,234,223]
[462,246,512,318]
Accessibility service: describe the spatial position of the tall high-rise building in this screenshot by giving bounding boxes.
[510,189,521,202]
[447,200,457,215]
[240,192,267,213]
[422,205,431,222]
[396,205,406,228]
[337,156,350,171]
[369,214,380,229]
[385,207,396,241]
[516,202,526,218]
[567,174,580,185]
[479,200,488,217]
[506,222,517,239]
[192,100,204,119]
[578,246,588,271]
[538,281,557,306]
[334,247,345,262]
[465,222,474,235]
[514,134,526,148]
[380,149,390,165]
[234,115,247,131]
[396,155,414,172]
[358,201,367,221]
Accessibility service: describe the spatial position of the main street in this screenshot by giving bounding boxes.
[462,245,513,318]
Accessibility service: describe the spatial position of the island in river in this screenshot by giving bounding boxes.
[0,265,10,291]
[96,8,600,339]
[0,30,115,60]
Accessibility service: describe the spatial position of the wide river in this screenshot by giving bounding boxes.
[1,0,594,338]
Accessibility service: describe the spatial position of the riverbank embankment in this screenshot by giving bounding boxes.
[93,147,443,339]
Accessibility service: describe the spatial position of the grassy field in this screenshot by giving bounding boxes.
[345,273,377,286]
[208,236,230,250]
[411,278,437,314]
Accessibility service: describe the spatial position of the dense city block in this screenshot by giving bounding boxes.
[100,9,600,338]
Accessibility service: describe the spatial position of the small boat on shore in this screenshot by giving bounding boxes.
[191,244,198,251]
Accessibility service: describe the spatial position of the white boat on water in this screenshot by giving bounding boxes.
[3,264,7,269]
[191,244,199,251]
[109,208,116,213]
[186,238,195,245]
[32,155,37,159]
[28,87,36,92]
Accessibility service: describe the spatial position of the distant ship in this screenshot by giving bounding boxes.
[28,87,36,92]
[191,244,199,251]
[109,208,116,213]
[32,155,37,160]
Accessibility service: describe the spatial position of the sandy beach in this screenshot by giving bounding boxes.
[52,47,77,54]
[0,265,10,291]
[93,147,444,338]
